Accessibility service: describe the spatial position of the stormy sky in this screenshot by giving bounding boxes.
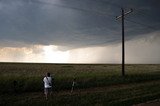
[0,0,160,63]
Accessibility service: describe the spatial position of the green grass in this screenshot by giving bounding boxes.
[0,63,160,105]
[1,80,160,106]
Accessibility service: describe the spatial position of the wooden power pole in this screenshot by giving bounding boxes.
[116,8,133,76]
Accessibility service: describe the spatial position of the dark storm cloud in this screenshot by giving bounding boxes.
[0,0,160,49]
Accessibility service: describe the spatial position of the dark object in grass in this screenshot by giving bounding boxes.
[71,78,79,94]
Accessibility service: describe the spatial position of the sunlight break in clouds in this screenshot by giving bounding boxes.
[0,45,70,63]
[43,45,69,63]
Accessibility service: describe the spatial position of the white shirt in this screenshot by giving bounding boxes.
[43,77,52,88]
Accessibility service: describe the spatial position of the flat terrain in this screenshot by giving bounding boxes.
[0,63,160,105]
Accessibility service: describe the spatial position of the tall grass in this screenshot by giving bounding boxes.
[0,63,160,105]
[0,63,160,94]
[1,80,160,106]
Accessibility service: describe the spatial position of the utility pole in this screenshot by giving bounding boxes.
[116,8,133,76]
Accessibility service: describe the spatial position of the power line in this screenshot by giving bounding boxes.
[41,1,157,30]
[91,0,160,30]
[33,0,115,18]
[31,0,120,32]
[132,9,160,24]
[24,0,159,33]
[125,19,158,31]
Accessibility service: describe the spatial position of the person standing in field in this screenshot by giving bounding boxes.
[43,72,53,100]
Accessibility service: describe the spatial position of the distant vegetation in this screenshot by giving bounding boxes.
[0,63,160,105]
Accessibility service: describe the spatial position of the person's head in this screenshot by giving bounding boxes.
[46,72,50,77]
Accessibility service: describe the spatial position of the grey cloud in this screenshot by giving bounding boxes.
[0,0,160,49]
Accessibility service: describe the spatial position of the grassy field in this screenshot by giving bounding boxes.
[0,63,160,105]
